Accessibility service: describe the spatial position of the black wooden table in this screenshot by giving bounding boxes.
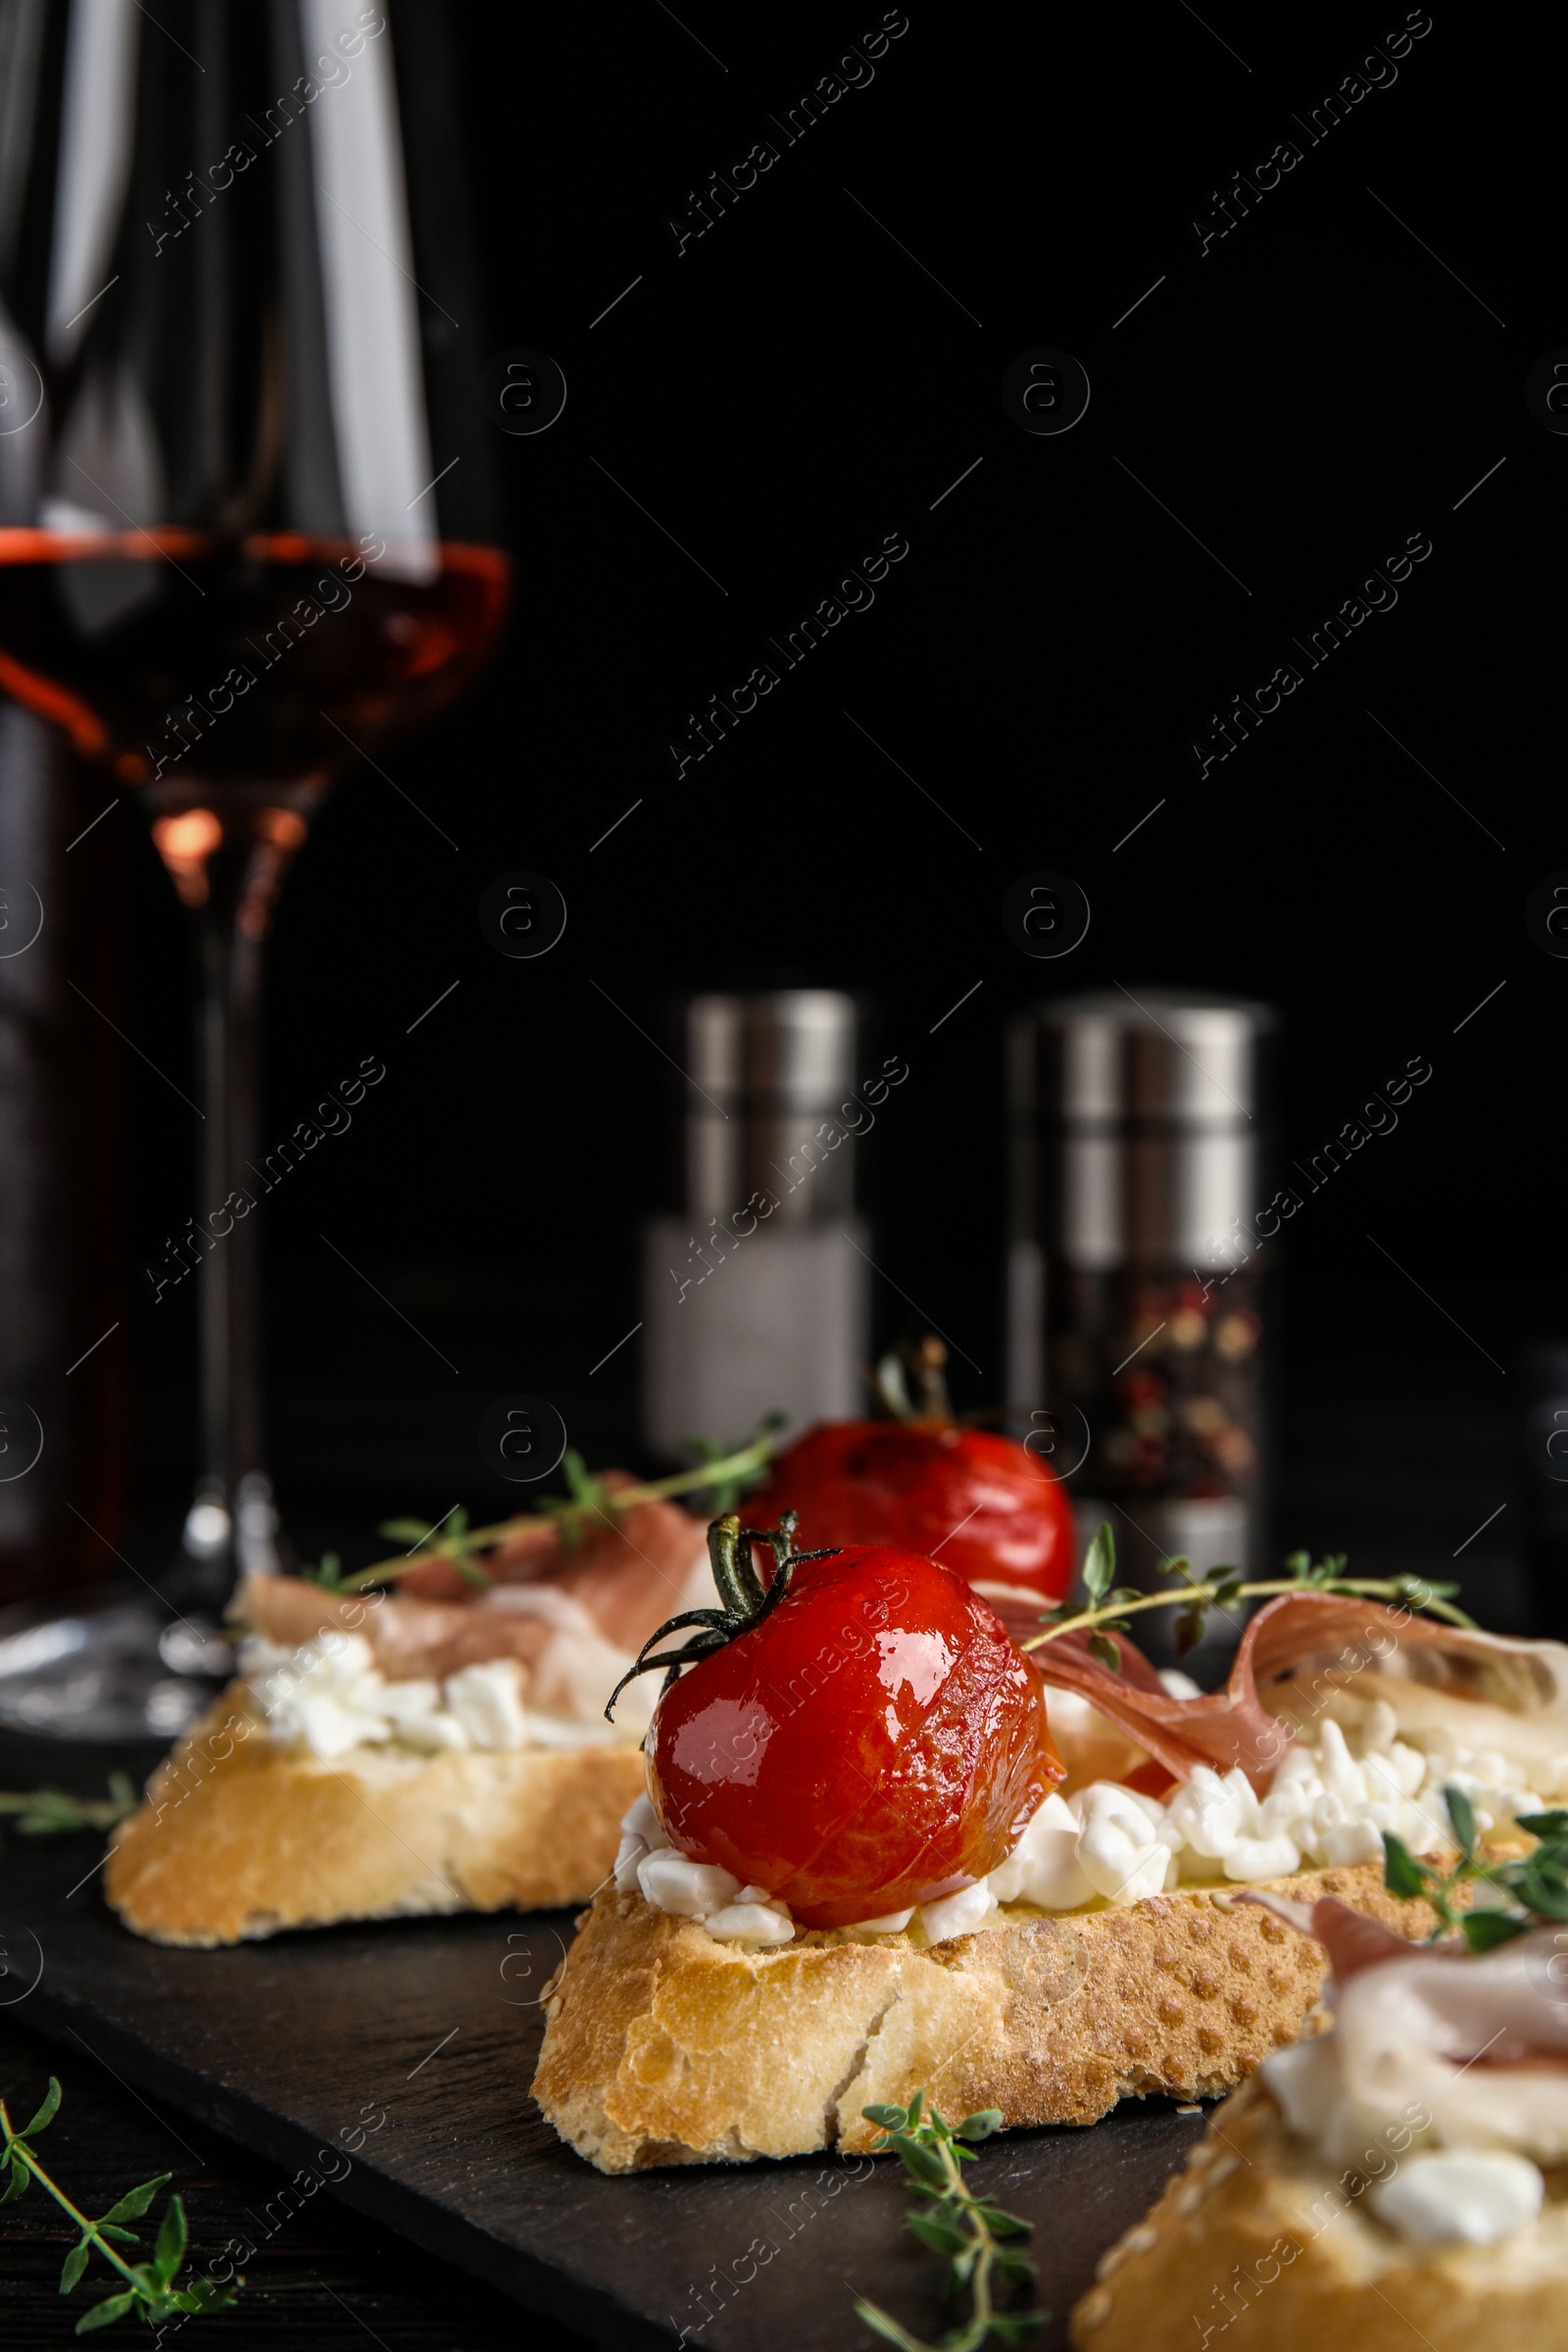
[0,2009,590,2351]
[0,1726,591,2352]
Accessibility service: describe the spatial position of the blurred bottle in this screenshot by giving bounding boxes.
[642,992,879,1459]
[0,700,127,1601]
[1008,991,1277,1661]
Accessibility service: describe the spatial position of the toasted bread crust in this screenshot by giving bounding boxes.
[1069,2078,1568,2351]
[531,1866,1442,2172]
[105,1688,645,1946]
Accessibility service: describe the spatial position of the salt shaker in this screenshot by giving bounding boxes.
[642,992,889,1460]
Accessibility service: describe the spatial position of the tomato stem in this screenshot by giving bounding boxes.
[709,1514,767,1616]
[603,1510,838,1720]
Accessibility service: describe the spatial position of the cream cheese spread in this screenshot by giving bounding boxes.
[1261,1923,1568,2247]
[240,1626,651,1760]
[625,1695,1568,1951]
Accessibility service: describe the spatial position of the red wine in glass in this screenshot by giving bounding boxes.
[0,529,511,786]
[0,3,512,1732]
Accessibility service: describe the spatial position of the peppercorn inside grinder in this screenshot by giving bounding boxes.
[1007,992,1278,1665]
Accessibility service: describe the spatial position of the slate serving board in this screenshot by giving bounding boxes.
[2,1833,1205,2349]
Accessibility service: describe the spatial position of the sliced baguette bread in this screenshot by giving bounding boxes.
[105,1689,645,1947]
[531,1863,1442,2173]
[1068,2074,1568,2352]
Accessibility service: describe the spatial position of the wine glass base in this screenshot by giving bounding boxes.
[0,1588,234,1742]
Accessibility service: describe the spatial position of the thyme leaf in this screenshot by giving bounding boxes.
[854,2097,1045,2352]
[1382,1788,1568,1951]
[0,2079,238,2332]
[0,1776,137,1843]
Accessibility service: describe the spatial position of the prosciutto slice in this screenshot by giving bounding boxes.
[236,1476,710,1687]
[1004,1614,1286,1790]
[1255,1894,1568,2172]
[1246,1593,1568,1768]
[1007,1590,1568,1794]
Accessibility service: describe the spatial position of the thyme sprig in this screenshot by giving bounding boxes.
[304,1419,784,1594]
[1383,1785,1568,1953]
[0,1776,138,1842]
[1023,1525,1473,1671]
[854,2094,1044,2352]
[1,2078,238,2334]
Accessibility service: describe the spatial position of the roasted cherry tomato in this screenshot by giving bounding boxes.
[746,1417,1075,1605]
[639,1523,1063,1930]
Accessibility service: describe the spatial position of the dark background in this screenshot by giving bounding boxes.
[106,0,1554,1611]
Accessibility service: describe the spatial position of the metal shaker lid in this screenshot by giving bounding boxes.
[661,992,863,1223]
[1025,991,1275,1129]
[680,992,859,1109]
[1011,992,1277,1268]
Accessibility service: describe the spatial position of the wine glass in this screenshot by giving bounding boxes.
[0,2,510,1734]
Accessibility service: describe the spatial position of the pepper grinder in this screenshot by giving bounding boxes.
[1007,991,1278,1661]
[642,992,875,1460]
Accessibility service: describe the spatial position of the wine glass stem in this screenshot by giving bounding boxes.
[175,830,291,1599]
[155,785,314,1594]
[195,893,263,1515]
